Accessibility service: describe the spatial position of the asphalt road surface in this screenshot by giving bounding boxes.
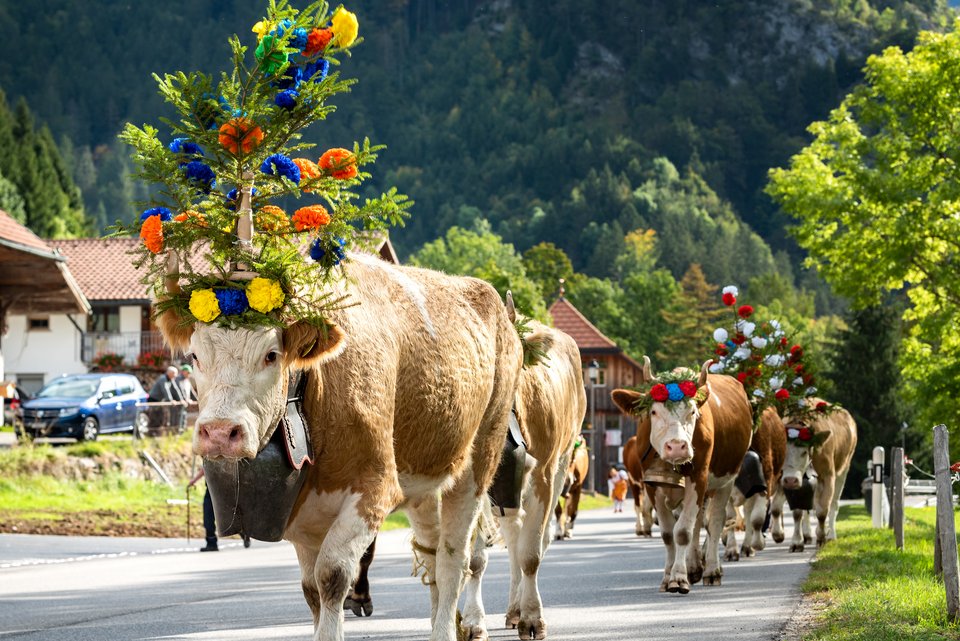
[0,508,814,640]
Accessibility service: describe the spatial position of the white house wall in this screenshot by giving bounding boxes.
[4,313,86,389]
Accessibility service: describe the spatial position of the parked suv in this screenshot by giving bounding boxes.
[18,373,149,441]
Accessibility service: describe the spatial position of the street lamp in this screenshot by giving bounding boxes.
[586,360,599,493]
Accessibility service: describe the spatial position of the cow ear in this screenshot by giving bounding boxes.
[283,321,346,369]
[611,389,643,415]
[811,431,831,447]
[155,303,195,352]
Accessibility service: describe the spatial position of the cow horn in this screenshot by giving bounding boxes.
[641,355,652,384]
[699,360,710,388]
[505,290,516,324]
[164,251,181,295]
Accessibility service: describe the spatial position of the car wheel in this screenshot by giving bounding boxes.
[80,416,99,442]
[134,411,150,440]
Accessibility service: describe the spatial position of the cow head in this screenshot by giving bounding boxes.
[780,416,831,490]
[157,264,345,460]
[612,358,711,466]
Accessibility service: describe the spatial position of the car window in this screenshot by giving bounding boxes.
[99,377,118,399]
[37,378,99,399]
[116,377,135,395]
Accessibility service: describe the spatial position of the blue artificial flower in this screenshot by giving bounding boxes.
[168,138,205,157]
[290,27,308,50]
[183,160,216,191]
[140,207,172,222]
[260,153,301,184]
[310,237,346,265]
[214,288,250,316]
[272,19,293,38]
[275,63,304,90]
[304,59,329,83]
[225,187,259,211]
[275,89,299,110]
[666,383,684,402]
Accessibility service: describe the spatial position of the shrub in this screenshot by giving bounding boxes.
[92,352,125,371]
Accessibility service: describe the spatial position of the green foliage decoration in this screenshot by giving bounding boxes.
[110,0,411,331]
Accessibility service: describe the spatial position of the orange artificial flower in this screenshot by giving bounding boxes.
[292,158,321,191]
[303,28,333,57]
[139,215,164,254]
[257,205,290,232]
[219,118,264,155]
[318,148,358,180]
[174,209,207,226]
[292,205,331,231]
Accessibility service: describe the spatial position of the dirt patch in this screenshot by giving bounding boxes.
[1,506,205,538]
[779,591,830,641]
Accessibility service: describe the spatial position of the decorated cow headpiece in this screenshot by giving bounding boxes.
[618,356,709,416]
[113,1,411,333]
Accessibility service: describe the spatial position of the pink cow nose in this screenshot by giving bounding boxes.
[662,439,689,462]
[782,475,801,490]
[196,419,245,458]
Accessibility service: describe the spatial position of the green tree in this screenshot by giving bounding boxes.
[0,171,25,222]
[410,220,548,321]
[767,26,960,434]
[522,241,574,303]
[657,263,725,369]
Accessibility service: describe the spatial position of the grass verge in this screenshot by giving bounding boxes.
[801,504,960,641]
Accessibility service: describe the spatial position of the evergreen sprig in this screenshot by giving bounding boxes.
[110,0,411,331]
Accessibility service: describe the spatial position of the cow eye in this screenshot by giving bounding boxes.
[264,351,279,365]
[186,353,199,368]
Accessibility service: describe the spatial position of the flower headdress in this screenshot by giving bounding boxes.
[112,1,411,331]
[628,367,708,415]
[706,285,823,428]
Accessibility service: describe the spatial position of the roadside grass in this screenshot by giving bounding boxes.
[802,505,960,641]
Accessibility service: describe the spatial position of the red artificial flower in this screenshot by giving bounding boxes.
[748,368,761,380]
[292,205,331,231]
[951,462,960,474]
[780,337,789,347]
[732,333,746,345]
[815,401,828,412]
[722,292,736,306]
[303,28,333,57]
[798,427,813,441]
[794,363,804,374]
[649,384,669,403]
[775,389,790,401]
[737,305,754,319]
[802,373,814,385]
[736,372,749,383]
[715,344,728,356]
[678,380,697,397]
[139,215,163,254]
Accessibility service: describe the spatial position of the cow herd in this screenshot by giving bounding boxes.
[159,256,858,641]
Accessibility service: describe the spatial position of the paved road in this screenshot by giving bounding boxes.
[0,507,814,641]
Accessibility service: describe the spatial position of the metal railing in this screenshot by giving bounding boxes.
[81,331,171,366]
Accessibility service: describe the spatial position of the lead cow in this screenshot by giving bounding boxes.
[158,253,523,641]
[779,401,857,550]
[611,358,752,593]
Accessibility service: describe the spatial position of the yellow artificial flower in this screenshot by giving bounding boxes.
[246,277,285,314]
[189,289,221,323]
[252,20,273,41]
[331,7,358,48]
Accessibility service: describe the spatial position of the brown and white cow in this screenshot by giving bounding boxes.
[779,401,857,550]
[623,435,655,537]
[725,406,786,559]
[554,435,589,540]
[158,252,523,641]
[611,359,752,593]
[461,320,586,641]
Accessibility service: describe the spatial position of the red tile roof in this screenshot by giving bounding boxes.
[548,297,618,350]
[0,210,57,254]
[49,238,150,302]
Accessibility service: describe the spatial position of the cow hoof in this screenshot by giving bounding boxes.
[687,568,703,585]
[703,574,722,586]
[505,612,520,629]
[562,531,573,540]
[725,549,740,562]
[659,579,670,592]
[344,596,372,617]
[518,618,546,640]
[772,532,784,544]
[465,624,489,641]
[817,538,827,548]
[740,544,755,558]
[789,543,805,553]
[803,535,813,544]
[667,579,690,594]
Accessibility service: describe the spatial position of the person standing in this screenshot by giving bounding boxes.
[608,466,628,513]
[175,364,197,432]
[187,469,218,552]
[148,366,186,430]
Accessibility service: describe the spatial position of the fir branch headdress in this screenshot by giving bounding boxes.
[113,1,411,330]
[628,363,708,416]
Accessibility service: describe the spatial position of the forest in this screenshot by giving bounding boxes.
[0,0,956,489]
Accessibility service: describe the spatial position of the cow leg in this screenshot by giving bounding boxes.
[827,467,849,541]
[462,521,491,641]
[653,488,678,592]
[405,493,442,622]
[688,499,706,586]
[671,483,700,594]
[344,538,376,617]
[770,484,786,544]
[704,476,736,586]
[554,498,566,541]
[802,508,813,544]
[815,473,835,548]
[636,483,654,536]
[742,492,767,556]
[564,480,583,538]
[723,491,742,562]
[789,508,805,552]
[295,543,323,629]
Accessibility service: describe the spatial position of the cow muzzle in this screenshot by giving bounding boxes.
[196,419,253,459]
[662,439,691,465]
[781,474,802,490]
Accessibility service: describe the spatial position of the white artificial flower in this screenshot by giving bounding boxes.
[741,321,756,337]
[709,363,724,374]
[768,377,783,390]
[751,336,768,349]
[764,354,784,367]
[722,285,739,297]
[770,319,781,330]
[793,377,804,387]
[787,427,800,439]
[713,328,729,343]
[805,386,817,396]
[734,347,752,360]
[798,398,808,408]
[753,389,765,398]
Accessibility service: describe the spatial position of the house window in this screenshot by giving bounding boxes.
[27,317,50,331]
[88,306,120,333]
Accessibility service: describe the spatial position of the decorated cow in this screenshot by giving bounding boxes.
[611,357,752,593]
[622,435,655,537]
[554,435,590,540]
[462,316,586,641]
[779,400,857,550]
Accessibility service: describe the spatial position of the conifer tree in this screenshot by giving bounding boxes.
[656,264,726,368]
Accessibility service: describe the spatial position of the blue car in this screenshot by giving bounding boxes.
[17,373,149,441]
